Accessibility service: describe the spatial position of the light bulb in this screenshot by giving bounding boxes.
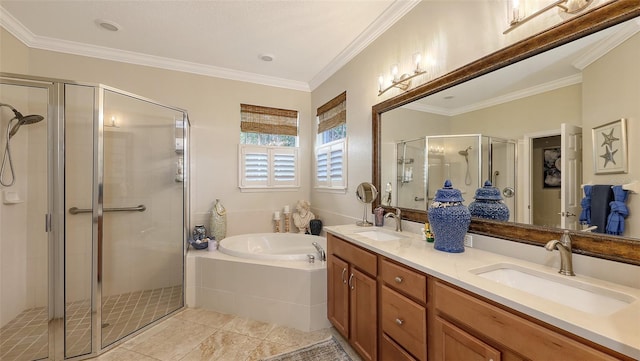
[391,64,399,81]
[413,53,422,71]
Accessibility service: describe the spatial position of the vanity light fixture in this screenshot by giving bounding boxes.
[503,0,593,35]
[378,52,426,96]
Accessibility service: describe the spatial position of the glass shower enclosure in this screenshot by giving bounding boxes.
[0,74,189,360]
[394,134,517,221]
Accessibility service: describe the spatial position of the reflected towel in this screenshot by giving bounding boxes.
[606,186,629,235]
[579,185,592,225]
[590,185,613,233]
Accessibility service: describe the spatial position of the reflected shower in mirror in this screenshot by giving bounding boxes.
[386,132,517,221]
[373,10,639,244]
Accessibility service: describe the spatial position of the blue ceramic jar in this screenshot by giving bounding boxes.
[469,180,510,221]
[427,180,471,253]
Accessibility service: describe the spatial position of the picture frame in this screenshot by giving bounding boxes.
[543,147,561,188]
[592,118,628,174]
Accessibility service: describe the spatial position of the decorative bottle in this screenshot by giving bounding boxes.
[209,199,227,241]
[374,206,385,227]
[427,180,471,253]
[468,180,510,221]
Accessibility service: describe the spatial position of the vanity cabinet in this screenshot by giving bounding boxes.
[380,258,427,361]
[327,234,377,361]
[432,280,627,361]
[326,232,634,361]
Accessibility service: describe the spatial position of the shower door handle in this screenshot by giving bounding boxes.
[68,204,146,215]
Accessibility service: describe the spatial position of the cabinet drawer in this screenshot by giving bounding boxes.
[327,234,376,276]
[434,281,621,361]
[380,258,427,303]
[381,333,417,361]
[381,285,427,361]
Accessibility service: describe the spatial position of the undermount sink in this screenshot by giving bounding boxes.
[470,263,636,316]
[354,229,404,241]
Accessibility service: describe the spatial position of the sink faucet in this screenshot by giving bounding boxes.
[312,242,326,262]
[384,208,402,232]
[544,230,575,276]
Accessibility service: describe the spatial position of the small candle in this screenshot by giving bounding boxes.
[274,211,281,220]
[284,205,290,213]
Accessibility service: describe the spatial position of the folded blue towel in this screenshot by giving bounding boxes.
[579,185,592,225]
[590,185,613,233]
[606,185,629,235]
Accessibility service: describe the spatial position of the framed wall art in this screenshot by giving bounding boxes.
[543,147,561,188]
[592,118,627,174]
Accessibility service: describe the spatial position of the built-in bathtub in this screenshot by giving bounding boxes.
[186,233,330,332]
[219,233,326,261]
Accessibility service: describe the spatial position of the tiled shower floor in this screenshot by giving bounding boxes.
[0,285,182,361]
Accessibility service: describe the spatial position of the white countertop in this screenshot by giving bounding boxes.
[325,224,640,359]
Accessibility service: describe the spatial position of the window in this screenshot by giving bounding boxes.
[239,104,299,189]
[315,91,347,190]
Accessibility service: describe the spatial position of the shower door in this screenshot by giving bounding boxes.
[0,80,51,361]
[65,84,186,357]
[98,89,185,347]
[489,138,517,222]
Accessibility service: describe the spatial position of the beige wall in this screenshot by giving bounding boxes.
[0,27,314,236]
[582,33,639,238]
[450,85,582,139]
[310,1,507,225]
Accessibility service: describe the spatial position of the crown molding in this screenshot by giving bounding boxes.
[403,74,582,116]
[1,1,418,93]
[572,17,640,70]
[307,0,421,91]
[0,5,310,92]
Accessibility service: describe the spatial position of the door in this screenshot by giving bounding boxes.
[327,255,349,338]
[99,90,185,347]
[350,268,377,361]
[560,123,582,230]
[0,81,50,361]
[489,138,517,222]
[437,317,501,361]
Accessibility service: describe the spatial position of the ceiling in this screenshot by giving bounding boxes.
[0,0,419,91]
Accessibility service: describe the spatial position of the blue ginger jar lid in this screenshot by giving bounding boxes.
[474,181,503,201]
[433,180,464,203]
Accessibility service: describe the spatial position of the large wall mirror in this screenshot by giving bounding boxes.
[373,2,639,265]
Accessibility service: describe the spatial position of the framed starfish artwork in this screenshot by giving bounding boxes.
[592,118,627,174]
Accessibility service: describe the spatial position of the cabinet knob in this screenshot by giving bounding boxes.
[341,268,347,284]
[394,276,403,284]
[348,273,355,290]
[395,318,404,326]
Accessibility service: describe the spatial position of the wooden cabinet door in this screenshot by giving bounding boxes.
[350,267,377,361]
[328,255,349,338]
[436,316,501,361]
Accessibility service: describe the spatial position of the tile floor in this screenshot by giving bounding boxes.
[95,308,361,361]
[0,286,183,361]
[1,306,361,361]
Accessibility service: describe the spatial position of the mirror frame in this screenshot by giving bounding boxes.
[372,1,640,265]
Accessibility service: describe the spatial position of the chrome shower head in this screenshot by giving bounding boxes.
[1,103,44,138]
[9,114,44,138]
[458,146,472,156]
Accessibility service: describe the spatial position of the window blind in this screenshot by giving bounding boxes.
[241,104,298,136]
[317,91,346,134]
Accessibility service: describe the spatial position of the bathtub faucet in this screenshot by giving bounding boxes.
[312,242,326,262]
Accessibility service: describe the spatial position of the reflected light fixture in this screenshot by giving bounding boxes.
[503,0,593,35]
[378,52,426,96]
